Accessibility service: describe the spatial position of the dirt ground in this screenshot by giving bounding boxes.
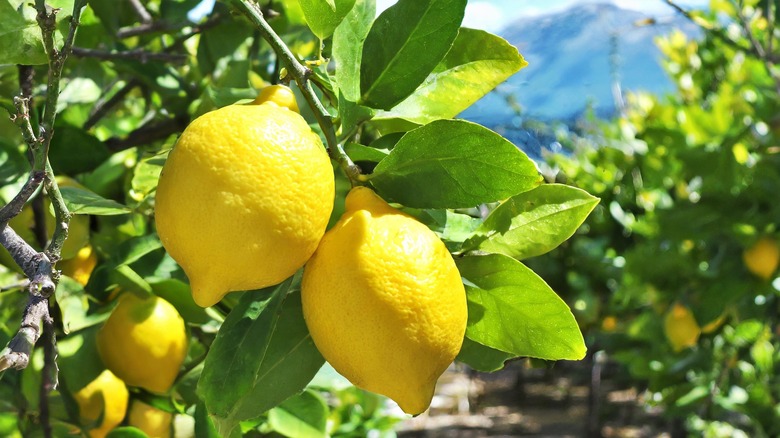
[397,358,680,438]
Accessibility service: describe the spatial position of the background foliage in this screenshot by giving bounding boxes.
[0,0,594,437]
[532,0,780,435]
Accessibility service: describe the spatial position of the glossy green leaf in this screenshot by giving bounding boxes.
[199,275,325,436]
[54,277,95,334]
[456,337,513,372]
[130,153,166,205]
[457,253,586,361]
[360,0,466,109]
[150,279,212,325]
[464,184,599,259]
[49,125,111,175]
[60,186,131,216]
[106,234,163,268]
[0,0,75,65]
[106,427,148,438]
[370,119,542,208]
[267,390,328,438]
[344,142,388,163]
[378,28,527,124]
[299,0,356,39]
[332,0,374,102]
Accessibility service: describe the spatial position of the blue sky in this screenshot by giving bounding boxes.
[190,1,710,31]
[376,0,710,32]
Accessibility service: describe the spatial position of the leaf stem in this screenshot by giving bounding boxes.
[232,0,363,185]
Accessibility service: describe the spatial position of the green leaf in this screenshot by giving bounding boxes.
[49,125,111,175]
[457,253,586,361]
[54,276,102,334]
[464,184,599,259]
[267,390,328,438]
[199,275,325,435]
[378,28,527,124]
[149,279,212,325]
[110,265,153,296]
[0,0,75,65]
[360,0,466,110]
[106,234,163,268]
[332,0,374,102]
[456,337,513,372]
[299,0,356,39]
[130,153,166,205]
[344,142,388,163]
[58,327,105,393]
[370,120,542,208]
[60,186,131,216]
[105,427,149,438]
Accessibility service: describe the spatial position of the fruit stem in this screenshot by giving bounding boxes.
[232,0,364,185]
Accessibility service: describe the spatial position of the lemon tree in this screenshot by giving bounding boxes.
[534,1,780,435]
[0,0,597,436]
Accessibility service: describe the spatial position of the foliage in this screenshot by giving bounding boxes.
[0,0,595,436]
[536,0,780,435]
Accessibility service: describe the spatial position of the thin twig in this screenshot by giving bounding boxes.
[104,115,190,151]
[0,0,86,379]
[127,0,152,24]
[232,0,364,184]
[664,0,762,57]
[735,0,780,95]
[1,280,31,293]
[39,309,58,438]
[117,20,189,39]
[84,79,140,130]
[71,47,188,63]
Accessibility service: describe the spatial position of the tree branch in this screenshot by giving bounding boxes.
[232,0,364,185]
[127,0,152,24]
[735,0,780,95]
[104,114,190,151]
[0,0,86,379]
[71,47,188,64]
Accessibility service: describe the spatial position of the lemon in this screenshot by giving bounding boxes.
[58,244,98,286]
[96,293,188,394]
[743,236,779,280]
[663,302,700,352]
[73,369,128,438]
[155,85,334,307]
[301,187,467,415]
[128,400,173,438]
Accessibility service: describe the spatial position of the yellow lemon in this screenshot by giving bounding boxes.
[301,187,467,415]
[155,85,334,307]
[58,244,98,286]
[73,369,128,438]
[128,400,173,438]
[601,316,617,332]
[743,236,779,280]
[663,302,700,352]
[96,293,188,393]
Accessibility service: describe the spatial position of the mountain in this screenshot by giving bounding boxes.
[461,3,699,125]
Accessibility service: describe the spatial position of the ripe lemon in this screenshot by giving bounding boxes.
[301,187,467,415]
[663,302,700,352]
[155,84,334,307]
[73,369,128,438]
[58,244,98,286]
[128,400,173,438]
[96,293,188,393]
[743,236,779,280]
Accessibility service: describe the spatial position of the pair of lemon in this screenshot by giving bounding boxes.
[154,85,467,414]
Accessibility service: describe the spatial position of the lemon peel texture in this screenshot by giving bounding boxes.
[302,187,467,415]
[155,85,334,307]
